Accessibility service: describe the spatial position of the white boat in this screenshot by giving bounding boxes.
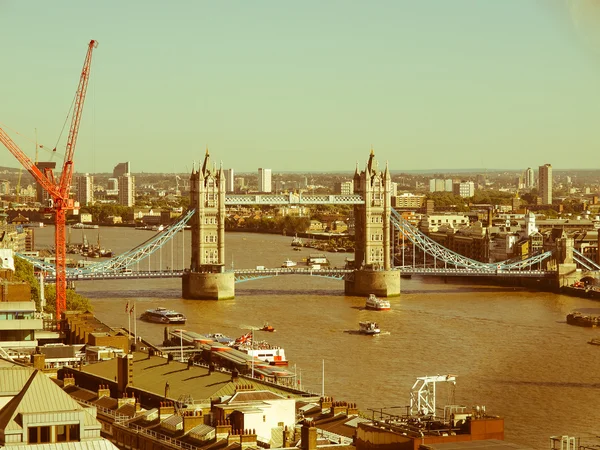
[140,307,186,324]
[359,321,380,335]
[365,294,391,311]
[281,259,297,268]
[291,235,303,247]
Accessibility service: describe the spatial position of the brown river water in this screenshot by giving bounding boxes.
[33,226,600,448]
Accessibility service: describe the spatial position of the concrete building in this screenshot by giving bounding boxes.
[334,180,354,195]
[75,173,94,207]
[453,181,475,198]
[392,193,426,209]
[117,174,135,207]
[106,178,118,196]
[224,168,235,193]
[524,167,535,188]
[539,163,553,205]
[429,178,453,193]
[258,168,272,193]
[112,162,130,178]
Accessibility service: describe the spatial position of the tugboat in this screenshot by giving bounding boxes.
[365,293,391,311]
[259,323,276,332]
[358,321,381,335]
[566,311,600,328]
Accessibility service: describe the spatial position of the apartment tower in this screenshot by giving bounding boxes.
[538,164,552,205]
[258,168,272,193]
[75,173,94,206]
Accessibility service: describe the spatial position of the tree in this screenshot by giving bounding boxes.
[14,258,40,309]
[44,284,93,316]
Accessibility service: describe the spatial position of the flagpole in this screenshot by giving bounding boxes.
[133,300,137,349]
[128,303,131,353]
[251,328,254,378]
[322,359,325,397]
[180,329,183,362]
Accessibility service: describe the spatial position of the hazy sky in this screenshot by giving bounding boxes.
[1,1,599,174]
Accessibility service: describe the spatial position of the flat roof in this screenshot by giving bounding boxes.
[421,440,534,450]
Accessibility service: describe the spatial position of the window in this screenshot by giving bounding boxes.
[28,426,51,444]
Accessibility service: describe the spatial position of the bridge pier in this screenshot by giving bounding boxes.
[182,272,235,300]
[345,269,400,297]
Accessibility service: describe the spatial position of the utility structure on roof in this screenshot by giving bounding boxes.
[0,39,98,321]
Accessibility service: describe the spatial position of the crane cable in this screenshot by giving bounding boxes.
[52,90,77,158]
[0,121,64,160]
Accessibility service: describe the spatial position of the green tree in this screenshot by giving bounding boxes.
[43,285,93,316]
[14,258,40,309]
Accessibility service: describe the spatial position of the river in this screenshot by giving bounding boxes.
[32,225,600,448]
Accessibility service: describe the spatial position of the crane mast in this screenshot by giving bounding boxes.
[0,39,98,322]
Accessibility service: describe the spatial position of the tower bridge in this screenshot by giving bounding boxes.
[23,149,585,296]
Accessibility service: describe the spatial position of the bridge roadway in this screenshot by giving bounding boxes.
[50,266,555,282]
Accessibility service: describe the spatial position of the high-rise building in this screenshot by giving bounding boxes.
[35,161,56,204]
[75,173,94,206]
[118,173,135,207]
[258,168,272,193]
[538,164,552,205]
[235,177,245,191]
[524,167,535,188]
[113,162,130,178]
[224,168,235,193]
[107,178,118,195]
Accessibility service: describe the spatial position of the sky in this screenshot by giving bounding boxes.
[1,1,600,175]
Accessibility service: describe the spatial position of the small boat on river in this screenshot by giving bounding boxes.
[365,294,391,311]
[588,338,600,346]
[358,321,380,335]
[281,259,297,268]
[260,323,276,332]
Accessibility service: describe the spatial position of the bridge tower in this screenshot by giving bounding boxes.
[345,149,400,297]
[555,230,578,288]
[182,149,235,300]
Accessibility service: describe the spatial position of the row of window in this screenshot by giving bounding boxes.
[0,330,34,341]
[204,216,217,224]
[0,312,35,320]
[28,424,80,444]
[204,235,219,243]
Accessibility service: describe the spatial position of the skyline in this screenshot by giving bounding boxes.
[1,1,600,174]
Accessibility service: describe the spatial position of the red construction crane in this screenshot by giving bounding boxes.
[0,39,98,321]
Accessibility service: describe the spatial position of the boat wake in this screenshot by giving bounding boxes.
[239,324,261,330]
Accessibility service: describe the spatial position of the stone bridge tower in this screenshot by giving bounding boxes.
[345,149,400,297]
[182,149,234,300]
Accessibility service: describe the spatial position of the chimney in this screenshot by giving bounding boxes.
[227,429,240,447]
[183,410,204,433]
[97,384,111,398]
[216,421,232,440]
[159,401,175,420]
[300,419,317,450]
[118,392,136,408]
[117,354,133,396]
[63,374,75,388]
[283,425,293,448]
[240,429,257,450]
[332,401,347,416]
[31,353,45,371]
[347,402,359,416]
[231,368,239,382]
[320,396,332,414]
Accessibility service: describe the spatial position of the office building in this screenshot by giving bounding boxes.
[75,173,94,207]
[258,168,272,193]
[539,164,552,205]
[112,161,130,178]
[118,174,135,207]
[224,168,235,193]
